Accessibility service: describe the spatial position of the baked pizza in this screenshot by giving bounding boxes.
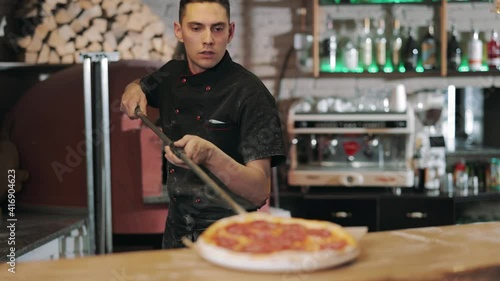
[193,212,360,272]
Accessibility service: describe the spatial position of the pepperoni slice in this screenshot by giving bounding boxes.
[213,236,239,249]
[225,223,251,235]
[307,228,332,238]
[248,220,277,230]
[280,224,307,241]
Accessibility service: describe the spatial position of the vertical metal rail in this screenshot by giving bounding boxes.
[81,52,119,255]
[82,56,95,255]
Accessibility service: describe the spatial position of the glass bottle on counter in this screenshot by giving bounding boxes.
[358,17,373,71]
[468,29,483,71]
[487,30,500,70]
[321,15,337,72]
[421,23,438,70]
[447,25,462,70]
[403,27,419,71]
[390,19,403,71]
[375,18,387,71]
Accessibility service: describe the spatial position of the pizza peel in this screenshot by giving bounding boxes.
[134,107,247,215]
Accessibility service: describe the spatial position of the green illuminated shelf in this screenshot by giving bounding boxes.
[317,69,500,78]
[319,0,490,4]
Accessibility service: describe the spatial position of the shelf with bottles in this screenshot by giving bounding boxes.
[311,0,500,78]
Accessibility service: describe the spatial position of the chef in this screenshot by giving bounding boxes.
[120,0,286,249]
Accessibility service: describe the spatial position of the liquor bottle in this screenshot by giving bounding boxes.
[344,40,359,71]
[447,25,462,70]
[390,19,403,70]
[403,27,419,71]
[375,19,387,70]
[421,23,438,70]
[487,30,500,70]
[321,15,337,71]
[358,17,373,71]
[468,30,483,71]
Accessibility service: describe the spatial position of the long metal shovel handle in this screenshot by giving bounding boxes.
[134,106,247,215]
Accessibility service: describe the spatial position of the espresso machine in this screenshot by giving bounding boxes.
[287,97,415,189]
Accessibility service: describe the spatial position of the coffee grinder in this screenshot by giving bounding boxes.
[412,89,447,191]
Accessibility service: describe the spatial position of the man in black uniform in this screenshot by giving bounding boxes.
[120,0,286,249]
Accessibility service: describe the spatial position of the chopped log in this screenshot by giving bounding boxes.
[17,37,32,49]
[110,22,127,40]
[58,25,76,42]
[126,13,147,32]
[74,52,83,63]
[103,31,117,52]
[127,32,143,45]
[162,37,173,57]
[42,16,58,31]
[116,2,133,14]
[117,36,133,52]
[41,2,57,15]
[55,9,71,24]
[120,49,134,60]
[92,18,108,34]
[61,54,74,64]
[70,19,85,33]
[152,38,162,53]
[131,44,149,60]
[143,40,152,52]
[55,3,81,24]
[142,22,165,40]
[26,36,42,52]
[78,4,102,28]
[75,35,88,50]
[150,51,162,61]
[67,3,83,19]
[37,44,50,64]
[83,26,103,42]
[48,50,61,64]
[115,14,128,25]
[79,0,93,10]
[56,41,76,57]
[33,23,50,41]
[25,52,38,64]
[130,2,142,12]
[87,42,102,52]
[47,30,65,48]
[102,0,119,17]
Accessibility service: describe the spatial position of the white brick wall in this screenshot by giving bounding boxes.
[142,0,500,99]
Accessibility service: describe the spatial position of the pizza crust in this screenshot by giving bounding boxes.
[193,212,360,272]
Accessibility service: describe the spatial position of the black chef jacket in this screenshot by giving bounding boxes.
[140,51,286,248]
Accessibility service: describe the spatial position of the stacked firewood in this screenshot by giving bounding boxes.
[15,0,174,64]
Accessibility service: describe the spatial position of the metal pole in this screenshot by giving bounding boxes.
[81,52,119,255]
[82,56,95,255]
[99,57,113,253]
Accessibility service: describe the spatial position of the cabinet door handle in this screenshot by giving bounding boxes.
[406,212,427,219]
[332,211,352,218]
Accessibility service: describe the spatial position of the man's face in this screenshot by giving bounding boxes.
[174,2,234,75]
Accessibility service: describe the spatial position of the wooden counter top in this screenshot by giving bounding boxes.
[2,222,500,281]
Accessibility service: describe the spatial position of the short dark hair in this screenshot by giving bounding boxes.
[179,0,230,22]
